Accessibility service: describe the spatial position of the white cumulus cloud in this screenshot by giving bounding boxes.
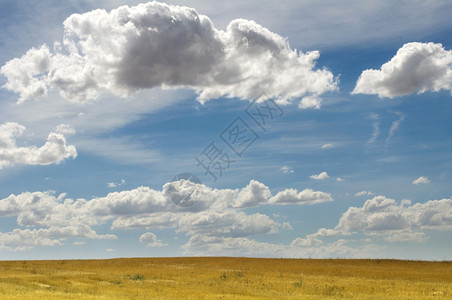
[0,45,51,103]
[308,228,341,238]
[310,171,329,180]
[298,96,322,109]
[282,222,293,230]
[289,195,452,250]
[290,237,323,247]
[0,179,332,251]
[139,232,167,247]
[336,195,452,234]
[0,1,337,105]
[412,176,430,185]
[55,124,76,135]
[352,42,452,98]
[0,122,77,169]
[269,188,332,205]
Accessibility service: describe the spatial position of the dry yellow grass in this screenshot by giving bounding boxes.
[0,257,451,299]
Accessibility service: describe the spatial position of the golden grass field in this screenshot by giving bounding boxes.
[0,257,451,299]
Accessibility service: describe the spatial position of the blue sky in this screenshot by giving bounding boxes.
[1,0,452,260]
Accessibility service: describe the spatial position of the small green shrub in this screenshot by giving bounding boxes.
[130,274,145,281]
[293,276,303,288]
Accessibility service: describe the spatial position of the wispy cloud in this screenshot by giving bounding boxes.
[386,113,405,144]
[367,114,380,145]
[321,143,334,149]
[280,165,294,174]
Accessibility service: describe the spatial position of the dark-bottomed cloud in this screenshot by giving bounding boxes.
[0,1,337,107]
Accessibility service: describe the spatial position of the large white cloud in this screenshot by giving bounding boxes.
[6,181,446,256]
[283,194,452,254]
[0,1,337,105]
[0,122,77,169]
[281,194,452,257]
[352,42,452,98]
[0,179,332,250]
[331,196,452,240]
